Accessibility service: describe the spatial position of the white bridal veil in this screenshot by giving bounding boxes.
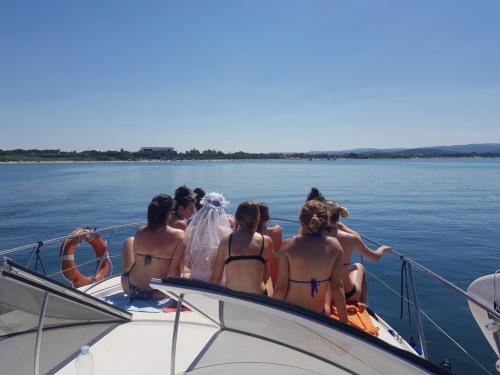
[185,192,232,281]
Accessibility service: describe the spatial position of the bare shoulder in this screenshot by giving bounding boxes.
[280,237,295,251]
[134,226,147,239]
[263,233,273,245]
[135,225,147,234]
[170,227,186,241]
[176,220,188,231]
[338,229,358,243]
[268,225,282,234]
[326,235,341,246]
[219,234,230,246]
[326,236,343,254]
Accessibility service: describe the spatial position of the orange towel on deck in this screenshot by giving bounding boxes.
[330,303,379,337]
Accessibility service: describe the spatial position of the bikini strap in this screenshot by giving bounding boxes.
[137,253,173,262]
[288,277,331,297]
[228,233,233,257]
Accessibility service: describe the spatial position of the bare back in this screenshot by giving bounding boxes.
[217,230,273,294]
[129,225,185,289]
[278,234,343,313]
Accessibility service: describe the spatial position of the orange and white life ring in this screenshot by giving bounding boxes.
[60,228,110,287]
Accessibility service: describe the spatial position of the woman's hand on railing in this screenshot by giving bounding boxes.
[380,245,392,254]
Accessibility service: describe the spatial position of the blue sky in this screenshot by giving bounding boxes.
[1,0,499,152]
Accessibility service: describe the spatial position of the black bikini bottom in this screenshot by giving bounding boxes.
[345,285,357,299]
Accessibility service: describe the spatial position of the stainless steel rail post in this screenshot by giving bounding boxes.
[407,263,428,359]
[170,293,185,375]
[34,292,49,375]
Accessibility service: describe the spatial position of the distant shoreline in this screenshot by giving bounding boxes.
[2,146,500,163]
[1,155,499,164]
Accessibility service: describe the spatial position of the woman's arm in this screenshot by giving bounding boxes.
[268,225,283,252]
[210,236,228,284]
[120,236,135,294]
[352,236,391,261]
[272,249,290,300]
[263,236,274,284]
[336,222,359,237]
[329,245,348,324]
[167,232,186,278]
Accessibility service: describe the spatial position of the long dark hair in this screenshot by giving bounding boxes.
[193,187,206,211]
[147,194,174,230]
[174,185,195,215]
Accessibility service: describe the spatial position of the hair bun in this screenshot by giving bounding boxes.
[300,200,328,234]
[339,206,349,218]
[194,187,205,198]
[307,216,323,233]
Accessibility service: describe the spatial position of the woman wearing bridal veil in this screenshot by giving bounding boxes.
[184,192,232,282]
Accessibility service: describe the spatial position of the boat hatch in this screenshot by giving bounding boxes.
[0,259,131,375]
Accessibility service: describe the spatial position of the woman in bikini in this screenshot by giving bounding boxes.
[273,200,348,323]
[169,185,195,230]
[122,194,185,300]
[324,200,391,304]
[211,201,273,295]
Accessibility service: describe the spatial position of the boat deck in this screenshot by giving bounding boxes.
[53,277,420,375]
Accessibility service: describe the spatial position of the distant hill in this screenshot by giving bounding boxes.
[309,143,500,156]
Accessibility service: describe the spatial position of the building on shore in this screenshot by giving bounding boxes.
[139,147,175,152]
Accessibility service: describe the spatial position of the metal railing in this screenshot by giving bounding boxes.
[0,222,144,257]
[0,223,143,285]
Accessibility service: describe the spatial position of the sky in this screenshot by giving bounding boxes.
[1,0,500,153]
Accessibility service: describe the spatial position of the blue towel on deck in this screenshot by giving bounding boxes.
[101,292,178,313]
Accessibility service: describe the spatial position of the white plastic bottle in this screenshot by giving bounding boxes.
[75,345,94,375]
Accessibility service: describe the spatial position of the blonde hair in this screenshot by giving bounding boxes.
[299,200,328,234]
[235,200,260,233]
[326,200,349,226]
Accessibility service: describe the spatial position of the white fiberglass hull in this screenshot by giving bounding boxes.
[55,276,433,375]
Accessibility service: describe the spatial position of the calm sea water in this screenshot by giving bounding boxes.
[0,159,499,374]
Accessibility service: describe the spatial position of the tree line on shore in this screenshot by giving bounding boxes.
[1,148,499,162]
[0,149,332,161]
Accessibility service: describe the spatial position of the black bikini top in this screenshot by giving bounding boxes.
[224,233,266,265]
